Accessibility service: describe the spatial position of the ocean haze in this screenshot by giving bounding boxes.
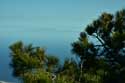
[0,0,125,82]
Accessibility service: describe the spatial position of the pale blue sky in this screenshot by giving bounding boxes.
[0,0,125,45]
[0,0,125,46]
[0,0,125,34]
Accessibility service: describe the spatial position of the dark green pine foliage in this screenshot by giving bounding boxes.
[9,9,125,83]
[72,9,125,83]
[9,41,78,83]
[9,41,59,83]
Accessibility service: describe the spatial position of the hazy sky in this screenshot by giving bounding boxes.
[0,1,124,82]
[0,0,125,33]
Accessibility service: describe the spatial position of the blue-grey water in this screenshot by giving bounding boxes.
[0,27,82,82]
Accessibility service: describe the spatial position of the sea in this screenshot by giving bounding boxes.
[0,27,81,82]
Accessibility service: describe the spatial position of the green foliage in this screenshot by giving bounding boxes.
[9,9,125,83]
[46,55,59,72]
[22,69,52,83]
[9,41,60,82]
[72,9,125,83]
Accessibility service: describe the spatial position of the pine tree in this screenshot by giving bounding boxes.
[72,9,125,83]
